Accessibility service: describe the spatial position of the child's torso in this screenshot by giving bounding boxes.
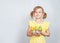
[29,20,50,38]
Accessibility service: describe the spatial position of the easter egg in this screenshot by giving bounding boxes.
[38,26,42,31]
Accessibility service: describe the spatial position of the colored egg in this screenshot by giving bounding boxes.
[38,26,42,31]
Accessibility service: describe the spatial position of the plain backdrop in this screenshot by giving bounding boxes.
[0,0,60,43]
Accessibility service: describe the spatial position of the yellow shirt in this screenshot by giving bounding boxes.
[29,20,50,43]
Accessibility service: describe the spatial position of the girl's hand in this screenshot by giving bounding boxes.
[33,32,40,36]
[27,26,33,37]
[40,29,50,37]
[32,30,41,36]
[35,30,42,34]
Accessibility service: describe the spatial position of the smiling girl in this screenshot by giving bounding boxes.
[27,6,50,43]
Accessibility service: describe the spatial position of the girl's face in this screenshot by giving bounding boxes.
[34,8,43,19]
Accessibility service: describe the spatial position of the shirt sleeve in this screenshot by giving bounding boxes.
[28,20,36,27]
[28,20,32,27]
[45,22,50,30]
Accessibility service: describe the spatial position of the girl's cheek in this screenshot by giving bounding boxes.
[39,13,42,16]
[34,13,37,16]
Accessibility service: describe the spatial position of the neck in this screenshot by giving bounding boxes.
[35,18,44,23]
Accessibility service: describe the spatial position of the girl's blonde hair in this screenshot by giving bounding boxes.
[30,6,47,19]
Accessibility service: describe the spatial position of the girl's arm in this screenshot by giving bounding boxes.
[41,28,50,37]
[27,26,33,37]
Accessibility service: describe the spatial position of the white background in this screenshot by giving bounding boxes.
[0,0,60,43]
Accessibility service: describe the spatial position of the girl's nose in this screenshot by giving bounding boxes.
[36,14,39,16]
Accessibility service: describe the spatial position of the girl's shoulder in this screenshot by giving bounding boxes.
[43,20,50,27]
[28,20,35,23]
[28,20,36,26]
[44,20,50,25]
[41,21,50,30]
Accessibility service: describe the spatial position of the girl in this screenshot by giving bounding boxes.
[27,6,50,43]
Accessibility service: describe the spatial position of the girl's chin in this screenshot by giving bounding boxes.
[36,18,40,19]
[36,17,41,19]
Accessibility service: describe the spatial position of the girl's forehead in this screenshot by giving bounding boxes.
[35,8,43,12]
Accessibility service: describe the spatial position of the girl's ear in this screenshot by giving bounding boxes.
[42,12,44,15]
[41,13,44,18]
[33,13,35,17]
[31,13,34,19]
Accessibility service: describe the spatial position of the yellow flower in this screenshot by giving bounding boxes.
[29,21,37,31]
